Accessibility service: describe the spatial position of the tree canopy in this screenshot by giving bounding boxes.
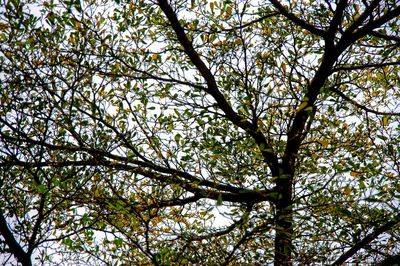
[1,0,400,265]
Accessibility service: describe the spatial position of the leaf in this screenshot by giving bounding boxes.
[151,54,159,61]
[296,101,308,112]
[381,115,389,126]
[210,2,214,14]
[113,238,123,247]
[338,207,352,216]
[343,187,352,196]
[233,38,241,45]
[217,194,223,206]
[350,171,360,177]
[37,184,47,194]
[174,133,181,142]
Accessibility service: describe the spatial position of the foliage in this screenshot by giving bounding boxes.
[1,0,400,265]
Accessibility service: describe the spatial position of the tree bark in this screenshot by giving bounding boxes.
[274,171,293,266]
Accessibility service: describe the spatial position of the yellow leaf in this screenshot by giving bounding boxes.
[0,22,9,31]
[213,41,224,46]
[381,115,389,126]
[151,54,159,61]
[282,63,286,74]
[343,186,352,196]
[350,171,360,177]
[264,28,271,35]
[156,150,163,158]
[354,4,360,13]
[296,101,308,112]
[257,118,266,129]
[372,89,380,97]
[233,38,242,45]
[320,140,329,148]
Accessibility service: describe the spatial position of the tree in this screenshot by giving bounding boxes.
[1,0,400,264]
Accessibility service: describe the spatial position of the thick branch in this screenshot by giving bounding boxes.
[326,0,348,37]
[157,0,279,175]
[332,214,400,266]
[377,253,400,266]
[0,209,32,266]
[269,0,326,37]
[351,6,400,41]
[156,0,249,125]
[281,2,400,171]
[281,0,365,170]
[370,30,400,43]
[2,156,277,204]
[114,165,277,204]
[344,0,381,34]
[283,52,338,170]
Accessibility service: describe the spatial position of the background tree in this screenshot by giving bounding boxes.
[1,0,400,265]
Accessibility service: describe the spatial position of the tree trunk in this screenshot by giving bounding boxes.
[274,174,293,266]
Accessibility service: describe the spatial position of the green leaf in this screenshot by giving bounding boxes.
[217,194,223,206]
[174,133,181,142]
[381,115,389,126]
[113,237,123,247]
[37,184,47,194]
[359,180,366,189]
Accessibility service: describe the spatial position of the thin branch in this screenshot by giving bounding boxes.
[189,12,279,34]
[370,30,400,43]
[222,207,273,265]
[27,189,46,255]
[0,131,270,197]
[330,87,400,116]
[222,222,273,266]
[106,164,277,204]
[332,61,400,72]
[1,154,277,204]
